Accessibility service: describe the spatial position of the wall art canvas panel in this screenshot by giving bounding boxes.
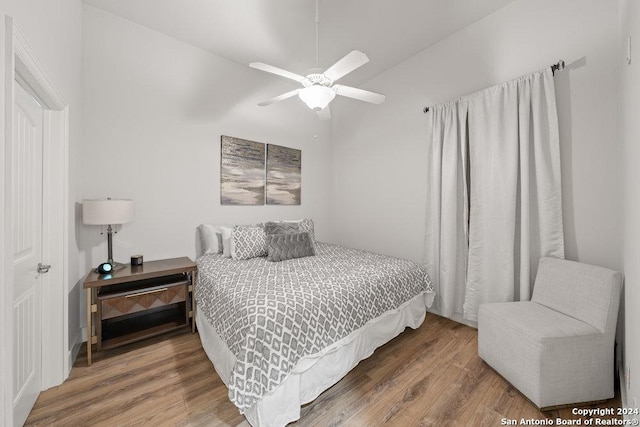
[266,144,301,205]
[220,135,265,205]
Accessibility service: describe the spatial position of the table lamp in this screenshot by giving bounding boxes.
[82,198,134,271]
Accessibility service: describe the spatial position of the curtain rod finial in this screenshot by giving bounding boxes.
[551,60,566,75]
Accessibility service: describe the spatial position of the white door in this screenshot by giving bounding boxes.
[12,81,44,426]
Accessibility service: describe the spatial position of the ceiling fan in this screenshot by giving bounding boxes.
[249,0,385,120]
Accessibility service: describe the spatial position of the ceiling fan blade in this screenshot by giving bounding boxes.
[316,106,331,121]
[323,50,369,82]
[257,89,301,107]
[249,62,307,84]
[334,85,386,104]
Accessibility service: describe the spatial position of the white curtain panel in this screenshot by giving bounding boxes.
[425,68,565,322]
[423,101,470,319]
[463,69,565,321]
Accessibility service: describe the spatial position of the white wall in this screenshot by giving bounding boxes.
[0,0,83,422]
[331,0,620,271]
[620,0,639,415]
[331,0,621,279]
[80,6,332,275]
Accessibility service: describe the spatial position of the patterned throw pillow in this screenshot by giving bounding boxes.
[266,232,315,262]
[231,226,267,260]
[264,221,300,235]
[298,218,316,248]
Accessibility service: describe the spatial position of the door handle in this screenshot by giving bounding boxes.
[37,263,51,274]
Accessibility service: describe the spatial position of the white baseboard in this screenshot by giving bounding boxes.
[620,362,628,406]
[618,362,638,424]
[66,336,82,377]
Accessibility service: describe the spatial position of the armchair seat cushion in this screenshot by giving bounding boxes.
[480,301,600,342]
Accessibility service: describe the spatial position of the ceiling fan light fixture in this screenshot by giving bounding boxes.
[250,0,384,117]
[299,85,336,111]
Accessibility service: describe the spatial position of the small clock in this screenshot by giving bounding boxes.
[97,262,113,274]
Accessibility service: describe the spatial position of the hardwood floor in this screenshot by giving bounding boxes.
[25,314,621,426]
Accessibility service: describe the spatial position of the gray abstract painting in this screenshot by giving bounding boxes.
[266,144,301,205]
[220,135,265,205]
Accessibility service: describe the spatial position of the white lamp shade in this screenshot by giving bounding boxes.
[298,85,336,111]
[82,199,134,225]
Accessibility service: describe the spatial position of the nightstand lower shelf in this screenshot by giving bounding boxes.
[100,305,189,350]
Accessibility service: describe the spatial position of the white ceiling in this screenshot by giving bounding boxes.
[83,0,517,86]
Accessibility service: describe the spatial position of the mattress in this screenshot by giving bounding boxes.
[195,242,435,425]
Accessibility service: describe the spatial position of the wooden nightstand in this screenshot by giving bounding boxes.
[83,257,197,366]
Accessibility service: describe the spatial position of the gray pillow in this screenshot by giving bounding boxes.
[265,219,317,250]
[266,232,315,262]
[264,221,300,235]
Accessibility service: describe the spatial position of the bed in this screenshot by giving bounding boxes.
[194,225,435,427]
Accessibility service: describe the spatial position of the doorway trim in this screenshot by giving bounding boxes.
[1,15,69,426]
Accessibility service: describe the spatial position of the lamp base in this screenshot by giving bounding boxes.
[111,261,127,271]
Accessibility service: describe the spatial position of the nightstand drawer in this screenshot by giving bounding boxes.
[100,281,187,320]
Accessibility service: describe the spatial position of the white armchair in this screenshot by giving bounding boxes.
[478,257,622,408]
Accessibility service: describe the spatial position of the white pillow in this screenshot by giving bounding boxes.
[220,226,234,258]
[197,224,224,255]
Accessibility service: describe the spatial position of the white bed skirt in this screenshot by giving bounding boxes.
[196,290,434,427]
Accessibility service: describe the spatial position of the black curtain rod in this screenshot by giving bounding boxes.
[423,59,565,113]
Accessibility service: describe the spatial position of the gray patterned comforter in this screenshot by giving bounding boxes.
[195,242,435,412]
